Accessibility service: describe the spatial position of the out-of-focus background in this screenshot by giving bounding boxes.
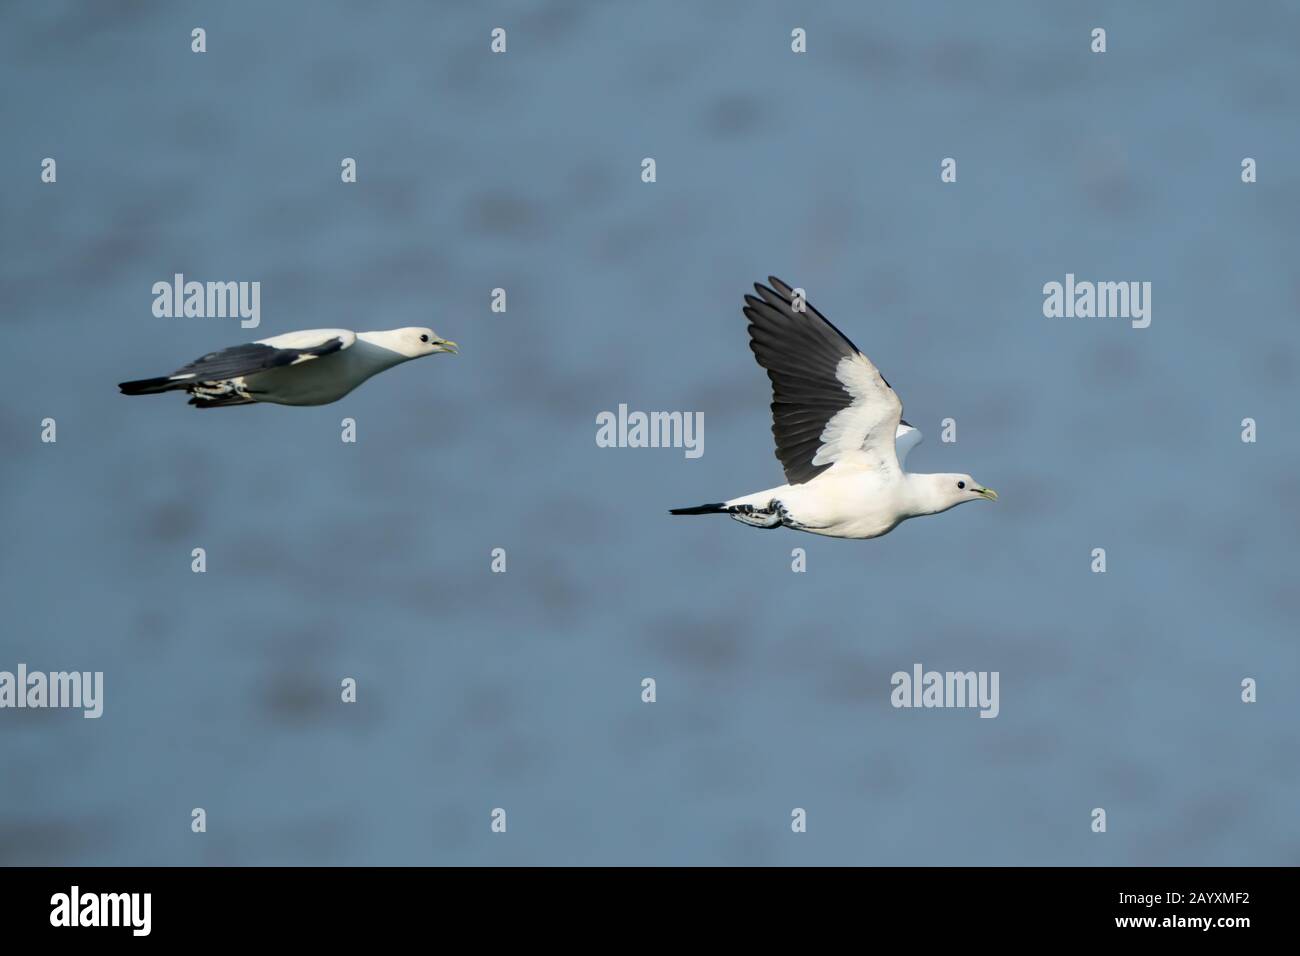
[2,1,1297,866]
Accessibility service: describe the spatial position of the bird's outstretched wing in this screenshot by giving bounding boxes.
[119,329,356,395]
[894,421,922,468]
[743,278,904,485]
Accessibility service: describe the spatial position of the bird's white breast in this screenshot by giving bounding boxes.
[780,465,910,539]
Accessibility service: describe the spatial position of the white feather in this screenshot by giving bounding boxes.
[809,352,904,474]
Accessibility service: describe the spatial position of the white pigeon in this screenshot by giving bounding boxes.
[118,327,457,407]
[671,278,997,539]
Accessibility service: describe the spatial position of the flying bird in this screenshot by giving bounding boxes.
[670,278,997,539]
[118,327,457,407]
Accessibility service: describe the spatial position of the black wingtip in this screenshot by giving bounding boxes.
[763,276,798,300]
[753,279,799,311]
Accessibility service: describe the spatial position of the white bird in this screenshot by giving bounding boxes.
[671,278,997,539]
[118,327,457,408]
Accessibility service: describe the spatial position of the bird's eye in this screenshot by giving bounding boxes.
[420,334,429,343]
[957,481,966,490]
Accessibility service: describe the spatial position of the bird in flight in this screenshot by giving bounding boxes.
[671,277,997,539]
[118,327,457,408]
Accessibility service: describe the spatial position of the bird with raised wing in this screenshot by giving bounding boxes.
[670,278,997,539]
[118,327,457,408]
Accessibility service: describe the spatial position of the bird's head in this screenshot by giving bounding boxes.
[394,327,458,357]
[915,473,999,514]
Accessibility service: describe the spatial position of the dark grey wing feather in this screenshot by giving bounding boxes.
[173,337,347,381]
[743,277,901,485]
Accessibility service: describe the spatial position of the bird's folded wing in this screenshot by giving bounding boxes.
[169,329,356,382]
[743,278,903,485]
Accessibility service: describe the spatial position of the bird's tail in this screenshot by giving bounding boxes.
[118,376,185,396]
[671,498,783,529]
[669,502,727,515]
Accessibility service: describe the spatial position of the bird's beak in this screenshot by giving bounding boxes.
[975,486,998,501]
[437,339,458,355]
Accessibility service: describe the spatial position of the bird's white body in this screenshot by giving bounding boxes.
[720,422,921,538]
[722,439,982,538]
[724,477,899,539]
[723,468,977,540]
[241,331,416,406]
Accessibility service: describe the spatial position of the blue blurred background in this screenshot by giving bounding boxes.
[2,1,1297,865]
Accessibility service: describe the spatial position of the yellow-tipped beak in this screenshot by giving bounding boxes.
[438,340,458,354]
[975,486,998,501]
